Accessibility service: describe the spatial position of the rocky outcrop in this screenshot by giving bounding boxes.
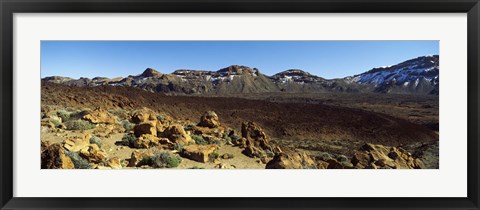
[131,108,157,124]
[41,141,75,169]
[351,143,425,169]
[240,122,277,158]
[82,108,116,124]
[134,122,157,137]
[106,157,122,169]
[160,124,192,145]
[79,144,107,164]
[128,150,154,167]
[134,134,159,148]
[198,111,220,128]
[63,134,91,152]
[180,144,218,163]
[265,151,316,169]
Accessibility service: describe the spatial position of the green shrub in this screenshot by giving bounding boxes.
[50,118,62,127]
[223,135,232,143]
[57,110,71,122]
[336,155,349,162]
[108,109,129,119]
[265,149,275,158]
[212,139,223,146]
[318,152,333,161]
[191,134,207,145]
[64,120,96,130]
[121,133,136,147]
[183,124,195,131]
[157,114,167,121]
[340,161,354,168]
[58,110,88,122]
[173,143,184,151]
[120,120,135,132]
[209,151,219,162]
[65,150,91,169]
[142,152,182,168]
[230,134,241,143]
[90,135,102,147]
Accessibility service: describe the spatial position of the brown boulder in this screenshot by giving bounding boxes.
[106,157,122,169]
[353,143,425,169]
[241,122,275,158]
[133,134,160,149]
[128,150,154,167]
[242,121,269,144]
[41,142,74,169]
[134,121,157,137]
[131,108,157,124]
[265,152,316,169]
[191,125,225,137]
[80,144,107,164]
[63,133,91,152]
[160,124,192,145]
[197,111,220,128]
[181,144,218,163]
[82,108,116,124]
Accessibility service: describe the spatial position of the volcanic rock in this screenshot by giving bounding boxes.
[41,141,75,169]
[82,108,116,124]
[198,111,220,128]
[265,151,316,169]
[180,144,218,163]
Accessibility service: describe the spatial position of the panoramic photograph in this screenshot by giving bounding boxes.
[40,41,439,169]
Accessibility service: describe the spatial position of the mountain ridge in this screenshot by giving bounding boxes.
[42,55,439,95]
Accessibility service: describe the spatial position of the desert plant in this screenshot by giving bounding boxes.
[64,120,96,130]
[336,155,349,162]
[157,114,167,121]
[222,134,232,143]
[191,134,207,145]
[121,133,136,147]
[49,118,62,127]
[189,166,205,169]
[265,149,275,158]
[108,109,129,119]
[183,123,195,131]
[340,161,354,168]
[318,152,334,161]
[120,120,135,132]
[90,135,102,147]
[173,143,184,151]
[209,151,219,162]
[230,134,241,143]
[57,110,71,122]
[65,150,91,169]
[142,152,182,168]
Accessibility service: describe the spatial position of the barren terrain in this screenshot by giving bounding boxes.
[41,82,439,169]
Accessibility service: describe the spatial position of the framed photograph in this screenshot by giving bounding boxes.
[1,0,479,209]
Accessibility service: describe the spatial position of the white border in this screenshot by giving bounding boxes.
[14,13,467,197]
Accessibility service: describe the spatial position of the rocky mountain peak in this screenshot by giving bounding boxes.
[140,68,162,77]
[274,69,311,77]
[217,65,258,76]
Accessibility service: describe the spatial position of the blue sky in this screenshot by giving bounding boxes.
[41,41,438,79]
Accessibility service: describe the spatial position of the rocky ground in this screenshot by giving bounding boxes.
[41,83,439,169]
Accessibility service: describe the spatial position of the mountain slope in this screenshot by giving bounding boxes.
[41,55,439,95]
[345,55,439,94]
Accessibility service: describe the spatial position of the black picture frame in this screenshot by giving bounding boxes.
[1,0,479,209]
